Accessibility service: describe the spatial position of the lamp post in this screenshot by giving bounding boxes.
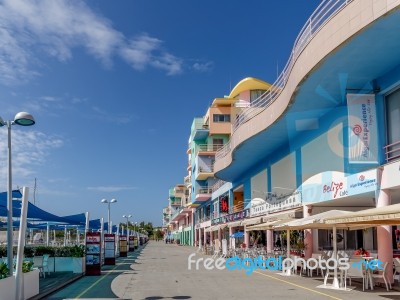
[0,112,35,275]
[122,214,132,236]
[101,198,117,234]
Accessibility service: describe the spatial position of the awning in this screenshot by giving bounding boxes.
[263,208,303,222]
[228,221,242,227]
[274,210,354,230]
[246,218,295,231]
[242,216,263,226]
[325,203,400,226]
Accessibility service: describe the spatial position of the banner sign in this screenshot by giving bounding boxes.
[347,94,378,164]
[301,169,377,203]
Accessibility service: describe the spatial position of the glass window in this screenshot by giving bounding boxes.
[385,88,400,160]
[213,114,231,122]
[250,89,266,102]
[386,88,400,144]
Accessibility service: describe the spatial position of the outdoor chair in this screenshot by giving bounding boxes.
[371,261,391,291]
[34,254,50,278]
[393,258,400,286]
[343,259,368,291]
[306,254,324,277]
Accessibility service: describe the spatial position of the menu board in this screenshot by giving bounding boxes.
[86,232,101,275]
[104,234,116,265]
[119,235,127,257]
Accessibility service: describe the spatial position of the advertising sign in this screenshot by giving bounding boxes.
[104,234,115,265]
[86,232,101,275]
[119,235,128,257]
[129,236,135,252]
[347,94,378,164]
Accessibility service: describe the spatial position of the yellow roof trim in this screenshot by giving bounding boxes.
[228,77,271,99]
[211,97,236,107]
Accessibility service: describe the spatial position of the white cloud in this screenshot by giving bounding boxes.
[0,129,63,186]
[87,186,137,192]
[0,0,205,84]
[192,61,214,72]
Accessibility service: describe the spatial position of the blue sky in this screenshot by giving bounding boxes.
[0,0,320,227]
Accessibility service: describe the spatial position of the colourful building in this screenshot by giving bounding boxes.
[164,0,400,285]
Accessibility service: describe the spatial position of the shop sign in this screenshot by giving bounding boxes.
[211,209,250,225]
[250,192,302,215]
[302,170,377,203]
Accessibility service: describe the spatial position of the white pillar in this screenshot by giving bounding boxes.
[244,226,250,248]
[266,230,273,253]
[15,187,29,300]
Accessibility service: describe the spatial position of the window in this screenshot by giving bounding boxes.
[213,114,231,123]
[250,89,266,102]
[385,88,400,160]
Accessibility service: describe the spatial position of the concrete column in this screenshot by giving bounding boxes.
[266,230,273,253]
[203,228,207,246]
[303,205,313,259]
[218,227,222,242]
[210,230,214,246]
[244,225,250,248]
[229,227,233,249]
[194,228,198,246]
[377,189,393,283]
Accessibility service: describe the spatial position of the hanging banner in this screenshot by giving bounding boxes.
[347,94,378,163]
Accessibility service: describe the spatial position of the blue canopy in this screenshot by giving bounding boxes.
[0,190,23,206]
[0,200,78,224]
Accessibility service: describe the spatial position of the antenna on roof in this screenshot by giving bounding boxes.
[276,60,279,79]
[33,177,37,205]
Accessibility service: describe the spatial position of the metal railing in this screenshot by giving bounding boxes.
[230,202,244,214]
[212,179,228,193]
[197,144,224,153]
[384,141,400,162]
[197,187,213,194]
[198,164,214,173]
[216,0,353,161]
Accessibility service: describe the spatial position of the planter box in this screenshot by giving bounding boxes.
[23,268,40,299]
[0,269,39,300]
[0,275,15,300]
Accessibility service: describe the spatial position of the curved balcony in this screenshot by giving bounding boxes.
[215,0,400,181]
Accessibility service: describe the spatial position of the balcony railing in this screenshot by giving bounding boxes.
[198,164,214,173]
[384,141,400,162]
[212,179,228,193]
[197,144,224,153]
[230,202,244,214]
[184,175,191,185]
[197,187,212,194]
[216,0,353,161]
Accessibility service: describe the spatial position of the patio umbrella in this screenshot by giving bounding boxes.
[230,231,244,238]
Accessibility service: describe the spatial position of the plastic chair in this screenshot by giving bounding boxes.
[371,261,391,291]
[343,259,367,291]
[393,258,400,286]
[34,254,50,278]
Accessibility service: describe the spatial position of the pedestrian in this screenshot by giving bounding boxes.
[276,237,281,249]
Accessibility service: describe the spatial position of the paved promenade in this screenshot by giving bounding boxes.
[46,241,400,299]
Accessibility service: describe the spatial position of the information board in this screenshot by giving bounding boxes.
[119,235,127,257]
[128,236,135,252]
[86,232,101,275]
[104,234,116,265]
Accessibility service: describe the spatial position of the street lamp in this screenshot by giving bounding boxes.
[122,214,132,236]
[0,112,35,275]
[101,198,117,234]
